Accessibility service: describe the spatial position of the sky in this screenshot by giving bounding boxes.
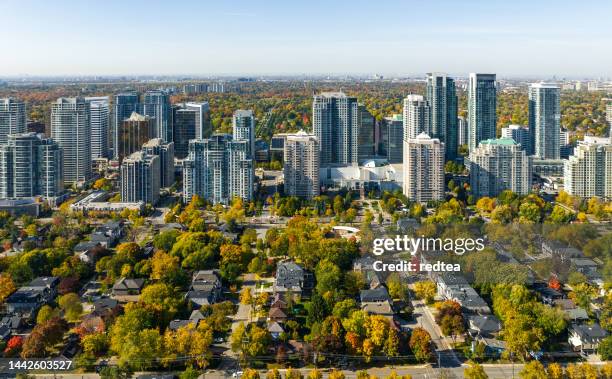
[1,0,611,78]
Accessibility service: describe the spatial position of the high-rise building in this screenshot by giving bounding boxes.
[384,114,403,163]
[172,102,211,159]
[183,134,254,204]
[501,124,530,152]
[403,94,430,140]
[119,112,154,162]
[0,133,63,200]
[559,130,574,159]
[457,117,468,147]
[85,97,110,159]
[468,73,497,152]
[426,73,458,160]
[142,138,175,188]
[402,133,445,202]
[312,92,359,165]
[357,105,376,160]
[143,90,171,142]
[112,93,140,158]
[0,98,27,145]
[120,151,160,205]
[606,100,612,135]
[283,131,320,199]
[469,137,532,198]
[529,83,560,159]
[564,136,612,199]
[233,109,255,157]
[51,97,91,184]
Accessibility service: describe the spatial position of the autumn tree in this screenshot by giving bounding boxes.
[413,281,436,304]
[519,361,547,379]
[58,292,83,322]
[409,327,432,362]
[0,274,16,302]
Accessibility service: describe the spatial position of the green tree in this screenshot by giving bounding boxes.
[413,281,436,304]
[58,293,83,322]
[464,361,488,379]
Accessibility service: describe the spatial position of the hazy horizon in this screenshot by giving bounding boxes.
[1,0,611,78]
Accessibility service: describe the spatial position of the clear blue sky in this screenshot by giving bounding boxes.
[1,0,610,77]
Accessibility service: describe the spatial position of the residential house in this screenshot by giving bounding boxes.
[534,286,564,305]
[73,241,102,264]
[568,324,608,355]
[571,258,599,279]
[467,315,501,338]
[360,287,391,303]
[5,277,59,318]
[274,261,314,297]
[268,321,285,340]
[542,240,583,260]
[270,294,288,310]
[169,319,194,331]
[268,307,288,323]
[90,221,123,247]
[186,270,222,307]
[112,278,145,297]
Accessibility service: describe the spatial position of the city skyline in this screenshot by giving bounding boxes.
[1,0,611,77]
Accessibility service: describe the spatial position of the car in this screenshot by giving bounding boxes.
[232,371,244,378]
[214,337,224,343]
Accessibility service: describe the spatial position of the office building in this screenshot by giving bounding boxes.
[468,73,497,151]
[0,98,26,145]
[402,133,445,202]
[564,136,612,199]
[270,133,290,162]
[469,137,531,198]
[120,151,160,205]
[283,131,320,199]
[172,102,211,159]
[559,130,574,159]
[51,97,91,184]
[529,83,560,159]
[112,92,140,158]
[384,114,403,163]
[232,109,255,157]
[457,117,468,147]
[183,134,254,204]
[426,73,458,160]
[0,133,63,200]
[142,138,175,188]
[85,97,110,159]
[312,92,359,165]
[501,124,530,152]
[143,90,171,142]
[403,94,430,140]
[118,112,154,162]
[358,105,376,160]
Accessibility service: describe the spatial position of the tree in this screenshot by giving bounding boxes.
[547,205,575,223]
[413,281,436,304]
[140,283,182,326]
[286,368,303,379]
[491,205,514,224]
[240,287,253,305]
[163,322,213,369]
[409,327,432,362]
[328,370,345,379]
[3,336,23,356]
[0,274,15,302]
[599,335,612,360]
[241,369,260,379]
[58,293,83,322]
[315,259,342,295]
[387,273,408,301]
[36,305,59,324]
[307,369,322,379]
[519,361,547,379]
[464,361,488,379]
[546,363,563,379]
[267,369,282,379]
[153,229,180,252]
[21,317,67,358]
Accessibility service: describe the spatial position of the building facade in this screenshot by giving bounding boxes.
[0,98,27,145]
[120,151,160,205]
[143,90,171,142]
[112,92,140,159]
[85,97,110,159]
[0,133,63,200]
[469,137,532,198]
[312,92,359,165]
[283,131,320,199]
[119,112,154,162]
[403,94,430,140]
[232,109,255,157]
[402,133,445,203]
[468,73,497,152]
[457,116,468,147]
[357,105,376,161]
[384,114,403,163]
[142,138,175,188]
[51,97,91,184]
[529,83,560,159]
[426,73,458,160]
[172,102,211,159]
[564,137,612,199]
[501,124,530,152]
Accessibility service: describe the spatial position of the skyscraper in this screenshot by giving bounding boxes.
[0,98,27,145]
[426,73,458,160]
[357,105,376,161]
[469,137,532,198]
[564,136,612,199]
[143,90,171,142]
[312,92,359,166]
[112,92,140,159]
[85,97,110,159]
[172,102,211,159]
[283,131,320,199]
[606,100,612,139]
[403,95,430,140]
[457,117,468,147]
[384,114,403,163]
[120,151,160,205]
[182,135,254,204]
[501,125,530,152]
[232,110,255,157]
[142,138,175,188]
[119,112,154,162]
[51,97,91,184]
[0,133,63,200]
[402,133,445,202]
[529,83,560,159]
[468,73,497,152]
